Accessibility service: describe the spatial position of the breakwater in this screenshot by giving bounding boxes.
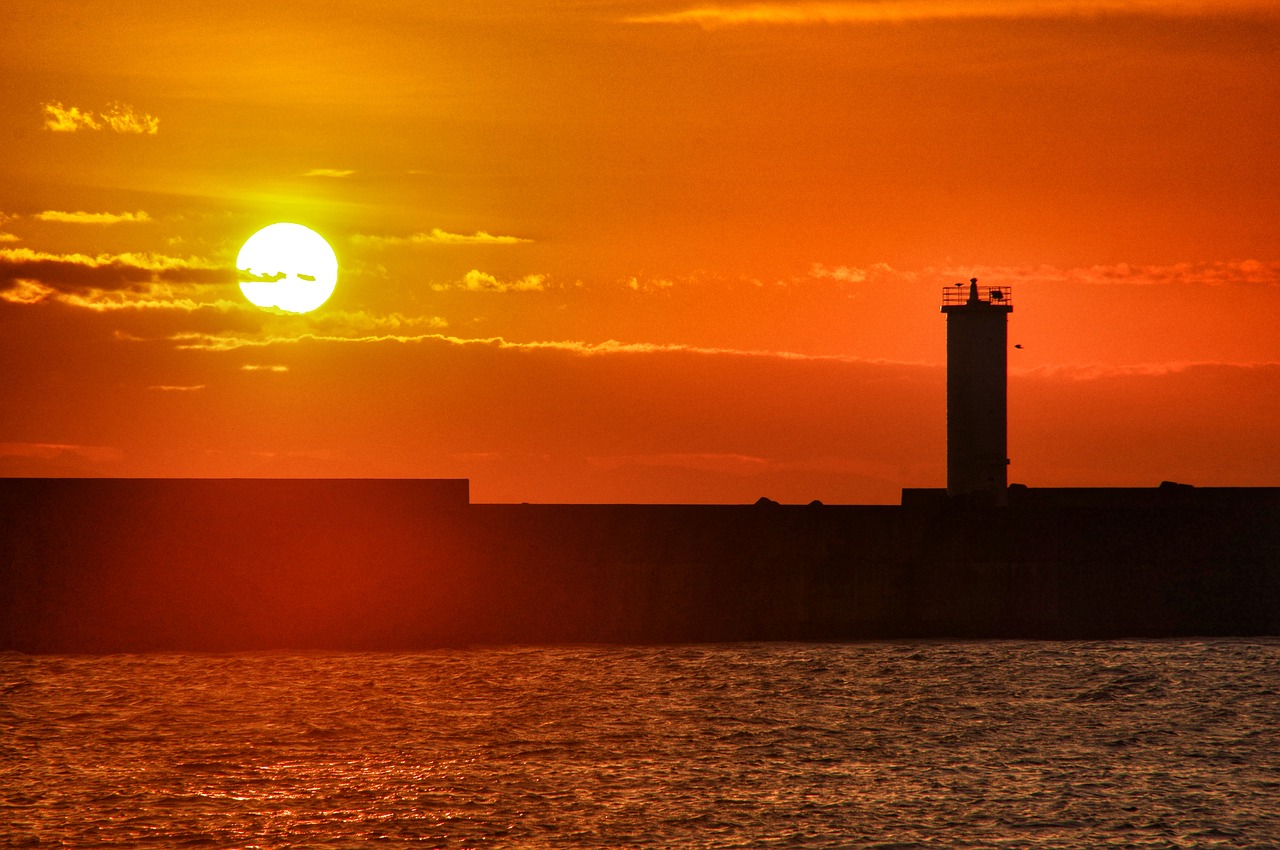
[1,479,1277,651]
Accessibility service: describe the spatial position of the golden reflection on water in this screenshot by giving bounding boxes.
[2,641,1279,847]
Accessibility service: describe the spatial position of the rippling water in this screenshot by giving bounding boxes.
[3,641,1279,848]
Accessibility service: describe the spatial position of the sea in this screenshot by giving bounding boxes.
[2,641,1279,848]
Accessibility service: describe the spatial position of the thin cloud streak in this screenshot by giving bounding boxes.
[0,216,20,243]
[0,247,232,291]
[808,260,1280,288]
[0,280,55,304]
[352,228,532,247]
[1014,360,1280,381]
[956,260,1280,287]
[56,287,243,313]
[440,270,548,293]
[42,101,159,134]
[0,247,239,311]
[589,452,774,474]
[168,326,1280,382]
[167,327,929,366]
[303,168,356,178]
[35,210,152,225]
[627,0,1276,26]
[0,442,123,463]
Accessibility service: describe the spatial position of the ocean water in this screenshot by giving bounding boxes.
[2,641,1279,848]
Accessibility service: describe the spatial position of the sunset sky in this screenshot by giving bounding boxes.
[1,0,1277,503]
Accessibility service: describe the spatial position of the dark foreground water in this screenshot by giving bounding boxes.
[2,641,1279,848]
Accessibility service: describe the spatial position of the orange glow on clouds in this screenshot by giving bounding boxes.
[0,0,1277,502]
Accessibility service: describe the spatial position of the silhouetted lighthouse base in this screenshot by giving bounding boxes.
[941,279,1012,505]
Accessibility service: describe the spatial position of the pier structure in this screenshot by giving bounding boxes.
[4,279,1280,651]
[941,279,1013,504]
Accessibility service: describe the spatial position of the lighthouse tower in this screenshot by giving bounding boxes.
[941,278,1013,505]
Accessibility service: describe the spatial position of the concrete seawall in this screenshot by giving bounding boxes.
[2,479,1277,651]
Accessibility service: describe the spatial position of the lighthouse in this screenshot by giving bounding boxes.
[941,278,1013,505]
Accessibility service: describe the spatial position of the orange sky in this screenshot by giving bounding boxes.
[1,0,1278,503]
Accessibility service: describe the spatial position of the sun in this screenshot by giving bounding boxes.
[237,223,338,314]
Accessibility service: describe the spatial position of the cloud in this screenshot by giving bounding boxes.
[926,260,1280,288]
[1068,260,1280,287]
[153,310,449,349]
[589,452,774,475]
[303,168,356,178]
[1015,359,1280,381]
[0,442,123,463]
[806,260,1280,289]
[453,270,548,293]
[304,310,449,335]
[41,102,101,132]
[166,325,912,365]
[238,270,288,283]
[0,247,238,311]
[626,276,676,292]
[56,287,243,313]
[149,384,206,392]
[352,228,532,247]
[627,0,1274,26]
[808,262,898,284]
[1,247,230,286]
[241,364,289,373]
[34,210,151,225]
[0,280,56,305]
[42,101,159,134]
[0,213,18,240]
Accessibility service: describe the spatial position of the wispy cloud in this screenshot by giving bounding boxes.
[626,276,677,293]
[0,279,56,305]
[0,213,19,243]
[627,0,1274,26]
[1,247,229,284]
[589,452,774,474]
[0,213,18,241]
[0,442,123,463]
[0,247,237,311]
[41,102,101,132]
[303,310,449,336]
[442,270,548,293]
[927,260,1280,288]
[1015,359,1280,381]
[303,168,356,178]
[34,210,151,225]
[42,101,159,134]
[807,260,1280,288]
[149,384,206,392]
[352,228,532,247]
[167,326,909,365]
[808,262,897,284]
[241,364,290,373]
[55,286,243,313]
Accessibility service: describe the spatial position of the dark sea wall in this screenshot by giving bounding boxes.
[1,480,1278,651]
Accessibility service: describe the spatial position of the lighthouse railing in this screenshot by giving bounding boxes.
[941,285,1013,308]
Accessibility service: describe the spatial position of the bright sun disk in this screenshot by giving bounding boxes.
[237,223,338,314]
